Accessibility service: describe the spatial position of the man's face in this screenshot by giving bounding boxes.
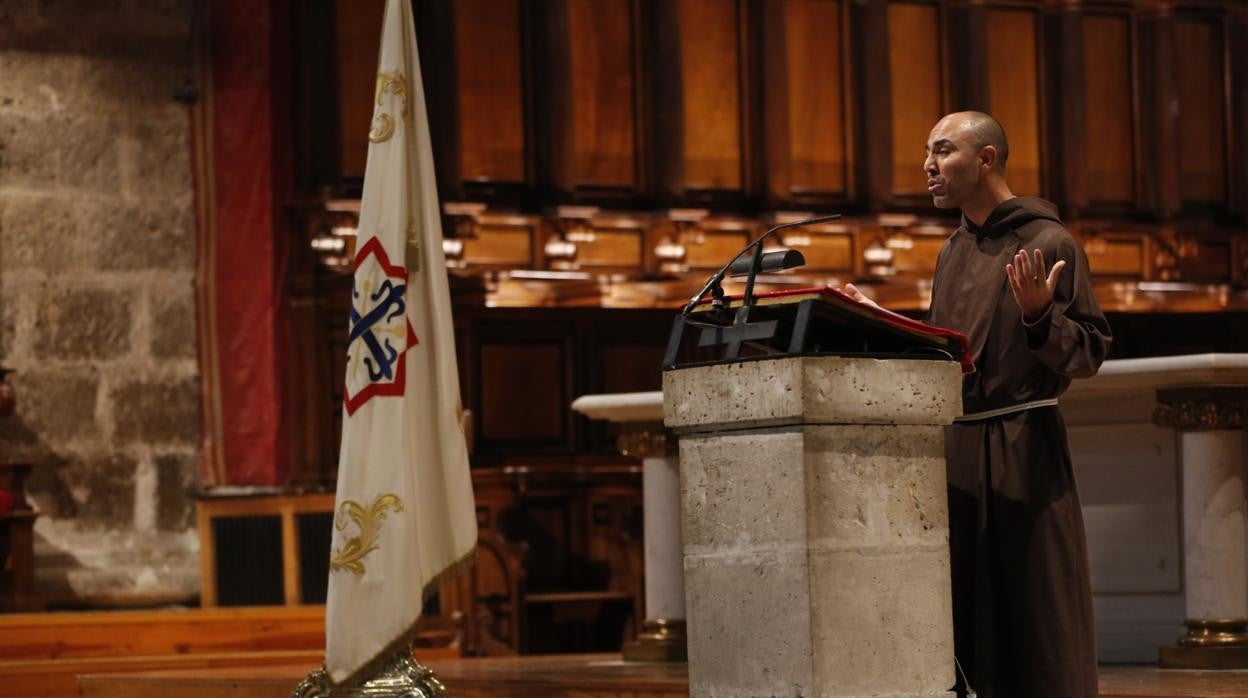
[923,117,984,210]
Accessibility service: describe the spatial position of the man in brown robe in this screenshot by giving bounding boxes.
[849,111,1112,696]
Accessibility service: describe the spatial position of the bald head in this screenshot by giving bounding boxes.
[924,111,1016,212]
[943,111,1009,170]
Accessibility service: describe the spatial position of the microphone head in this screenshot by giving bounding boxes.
[728,249,806,277]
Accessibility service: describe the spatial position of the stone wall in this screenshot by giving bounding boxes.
[0,0,199,606]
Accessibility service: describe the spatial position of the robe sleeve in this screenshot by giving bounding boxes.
[1019,236,1112,378]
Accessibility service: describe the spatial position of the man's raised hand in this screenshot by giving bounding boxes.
[1006,248,1066,323]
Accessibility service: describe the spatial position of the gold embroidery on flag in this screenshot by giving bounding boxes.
[329,493,404,575]
[368,113,394,143]
[375,71,408,114]
[368,71,408,143]
[405,217,420,272]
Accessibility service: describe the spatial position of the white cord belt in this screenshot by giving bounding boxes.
[954,397,1059,424]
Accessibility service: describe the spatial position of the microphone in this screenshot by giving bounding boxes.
[728,249,805,277]
[682,214,841,316]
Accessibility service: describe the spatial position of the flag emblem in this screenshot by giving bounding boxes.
[344,237,418,415]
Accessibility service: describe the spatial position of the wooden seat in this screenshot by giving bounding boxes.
[441,532,527,657]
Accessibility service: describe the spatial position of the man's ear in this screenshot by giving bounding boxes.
[980,145,998,171]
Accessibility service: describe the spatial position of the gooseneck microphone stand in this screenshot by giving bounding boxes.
[682,214,842,317]
[663,214,841,367]
[678,214,843,315]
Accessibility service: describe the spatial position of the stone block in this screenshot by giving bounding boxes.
[75,453,137,527]
[31,287,132,360]
[683,548,814,697]
[0,193,95,273]
[112,376,198,444]
[0,112,61,190]
[78,44,189,117]
[125,119,191,198]
[90,201,195,271]
[804,425,949,549]
[664,356,962,433]
[808,548,955,696]
[2,367,101,443]
[57,116,123,193]
[0,285,16,362]
[23,454,76,518]
[123,0,193,31]
[155,452,194,530]
[33,453,138,527]
[37,0,128,25]
[0,0,39,23]
[38,0,190,38]
[151,283,196,359]
[0,50,84,114]
[679,428,806,552]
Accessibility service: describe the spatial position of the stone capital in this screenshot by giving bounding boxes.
[616,424,675,459]
[1154,387,1248,432]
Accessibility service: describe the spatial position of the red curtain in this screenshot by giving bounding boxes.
[192,0,291,486]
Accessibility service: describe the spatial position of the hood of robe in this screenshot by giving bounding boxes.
[964,196,1062,239]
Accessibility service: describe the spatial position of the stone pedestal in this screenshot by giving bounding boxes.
[1155,387,1248,669]
[663,357,961,698]
[571,392,687,661]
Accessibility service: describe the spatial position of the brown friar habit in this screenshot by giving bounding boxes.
[926,196,1112,698]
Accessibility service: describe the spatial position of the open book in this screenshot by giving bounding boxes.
[684,286,974,373]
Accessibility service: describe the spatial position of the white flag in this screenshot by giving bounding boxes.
[324,0,477,683]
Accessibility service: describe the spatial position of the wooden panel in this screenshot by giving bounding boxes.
[480,343,566,442]
[679,0,742,190]
[893,235,948,276]
[684,230,751,269]
[335,0,386,179]
[888,2,943,195]
[787,0,846,194]
[576,230,643,268]
[1083,15,1135,204]
[462,226,535,268]
[1178,241,1232,282]
[11,652,326,698]
[791,234,854,272]
[568,0,637,188]
[1176,18,1227,204]
[1086,238,1145,276]
[599,345,665,394]
[455,0,527,182]
[986,8,1041,196]
[0,607,325,661]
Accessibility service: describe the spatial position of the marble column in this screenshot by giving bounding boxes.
[664,356,962,698]
[571,393,687,661]
[1156,387,1248,669]
[620,428,687,661]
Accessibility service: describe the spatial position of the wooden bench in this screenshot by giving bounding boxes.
[0,606,457,698]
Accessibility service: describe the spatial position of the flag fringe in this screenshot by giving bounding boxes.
[328,545,478,689]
